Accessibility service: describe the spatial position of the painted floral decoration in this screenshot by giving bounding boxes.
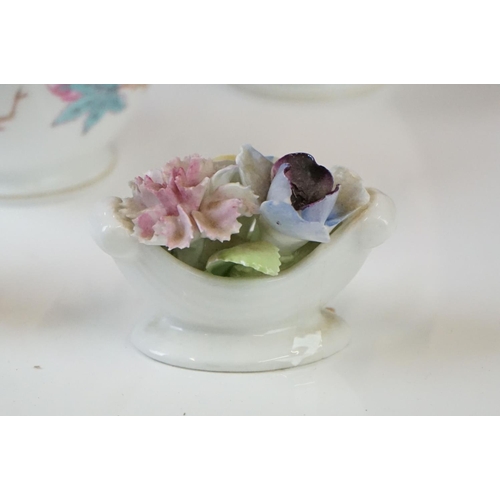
[48,84,141,134]
[0,87,27,131]
[116,145,370,277]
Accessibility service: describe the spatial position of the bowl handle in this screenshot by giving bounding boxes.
[355,188,396,249]
[90,197,140,259]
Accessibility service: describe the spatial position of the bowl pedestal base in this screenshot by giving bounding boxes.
[131,308,351,372]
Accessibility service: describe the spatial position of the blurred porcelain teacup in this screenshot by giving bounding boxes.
[0,84,147,198]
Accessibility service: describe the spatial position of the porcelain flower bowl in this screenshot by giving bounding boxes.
[0,84,147,198]
[91,188,395,372]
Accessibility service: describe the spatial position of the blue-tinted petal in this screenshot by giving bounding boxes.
[302,187,340,224]
[260,201,330,243]
[266,165,292,203]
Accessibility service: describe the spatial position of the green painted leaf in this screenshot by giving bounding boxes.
[83,107,107,133]
[106,92,126,113]
[53,97,92,125]
[206,241,281,277]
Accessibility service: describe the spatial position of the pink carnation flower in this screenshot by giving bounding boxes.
[120,155,259,250]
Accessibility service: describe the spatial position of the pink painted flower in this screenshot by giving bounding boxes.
[47,84,82,102]
[120,155,259,250]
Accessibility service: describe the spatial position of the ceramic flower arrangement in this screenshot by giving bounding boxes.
[115,145,370,278]
[92,144,395,371]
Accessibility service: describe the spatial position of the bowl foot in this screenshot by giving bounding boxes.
[131,308,351,372]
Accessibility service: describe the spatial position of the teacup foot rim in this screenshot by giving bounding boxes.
[0,147,116,199]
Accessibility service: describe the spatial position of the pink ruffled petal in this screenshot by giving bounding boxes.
[132,206,166,241]
[134,213,157,240]
[131,177,164,209]
[164,155,216,186]
[169,166,186,185]
[155,186,182,215]
[143,170,164,185]
[184,156,205,185]
[211,183,259,217]
[191,156,216,183]
[177,178,209,212]
[192,199,243,242]
[152,206,194,249]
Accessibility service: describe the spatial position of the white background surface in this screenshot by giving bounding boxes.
[1,84,499,415]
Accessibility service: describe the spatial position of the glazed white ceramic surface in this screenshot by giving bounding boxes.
[91,188,395,372]
[0,84,146,198]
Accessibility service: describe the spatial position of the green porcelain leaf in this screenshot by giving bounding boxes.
[228,264,268,278]
[206,241,281,277]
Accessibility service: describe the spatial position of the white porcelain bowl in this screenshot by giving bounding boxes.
[91,188,396,372]
[0,84,147,198]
